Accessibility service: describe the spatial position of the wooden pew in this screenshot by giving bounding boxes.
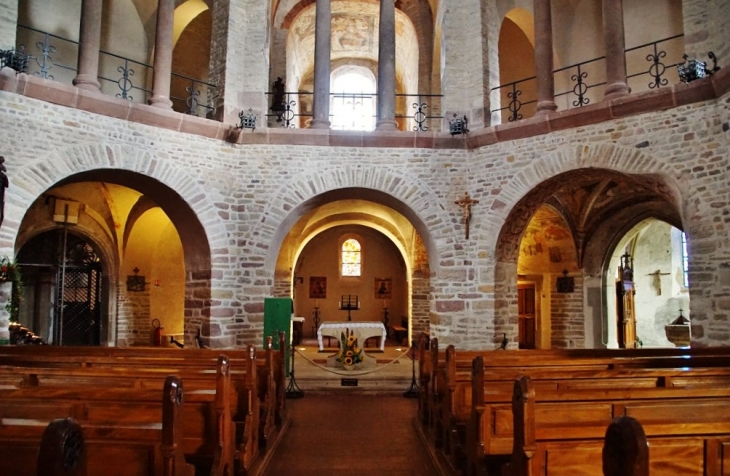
[450,352,730,475]
[602,416,649,476]
[0,335,287,435]
[504,375,730,476]
[0,333,288,436]
[0,355,254,476]
[37,418,87,476]
[0,376,194,476]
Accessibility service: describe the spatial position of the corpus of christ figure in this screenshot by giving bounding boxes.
[455,191,479,240]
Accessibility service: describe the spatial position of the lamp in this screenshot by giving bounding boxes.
[449,113,469,137]
[677,52,719,84]
[237,108,257,131]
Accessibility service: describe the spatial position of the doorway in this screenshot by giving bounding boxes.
[518,283,536,349]
[17,230,103,346]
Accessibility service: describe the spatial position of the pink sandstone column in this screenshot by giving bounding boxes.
[376,0,398,131]
[602,0,630,99]
[311,0,332,129]
[534,0,557,114]
[72,0,102,92]
[149,0,175,109]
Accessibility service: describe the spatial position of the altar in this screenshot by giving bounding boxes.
[317,321,387,352]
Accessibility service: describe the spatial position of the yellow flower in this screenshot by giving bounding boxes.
[346,350,353,357]
[354,347,360,354]
[344,356,353,365]
[347,335,356,346]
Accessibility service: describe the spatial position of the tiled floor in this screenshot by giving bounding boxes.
[263,394,439,476]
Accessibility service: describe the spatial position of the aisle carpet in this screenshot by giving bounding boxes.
[263,394,439,476]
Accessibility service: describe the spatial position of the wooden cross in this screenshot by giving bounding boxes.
[647,269,671,295]
[454,192,479,240]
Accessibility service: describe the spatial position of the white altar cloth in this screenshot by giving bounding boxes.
[317,321,387,351]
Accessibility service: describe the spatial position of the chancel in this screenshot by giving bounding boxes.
[0,0,728,474]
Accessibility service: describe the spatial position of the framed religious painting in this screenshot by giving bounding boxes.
[309,276,327,299]
[374,278,392,299]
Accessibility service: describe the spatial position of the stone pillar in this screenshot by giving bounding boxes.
[0,1,18,50]
[150,0,175,109]
[376,0,398,131]
[534,0,557,114]
[72,0,102,92]
[209,0,269,125]
[602,0,629,99]
[441,0,498,129]
[310,0,331,129]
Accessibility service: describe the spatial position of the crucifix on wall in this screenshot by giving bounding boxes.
[454,192,479,239]
[647,269,671,295]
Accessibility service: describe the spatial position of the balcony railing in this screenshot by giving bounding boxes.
[491,34,685,123]
[8,25,217,118]
[265,91,443,132]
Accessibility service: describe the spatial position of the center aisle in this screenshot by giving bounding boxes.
[262,394,440,476]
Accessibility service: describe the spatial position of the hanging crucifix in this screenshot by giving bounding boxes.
[454,191,479,240]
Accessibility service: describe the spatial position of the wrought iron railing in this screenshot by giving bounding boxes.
[553,56,606,108]
[12,25,217,117]
[264,91,443,131]
[396,93,443,132]
[625,33,685,90]
[490,34,686,122]
[265,90,313,128]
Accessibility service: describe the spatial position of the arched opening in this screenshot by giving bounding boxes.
[497,8,536,123]
[495,168,682,349]
[270,189,434,348]
[13,171,208,347]
[517,205,579,349]
[330,66,377,131]
[603,219,690,348]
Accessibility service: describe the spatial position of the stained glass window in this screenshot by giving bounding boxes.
[681,232,689,288]
[341,238,361,277]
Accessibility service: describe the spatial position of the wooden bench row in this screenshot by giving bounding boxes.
[0,336,290,476]
[414,335,730,475]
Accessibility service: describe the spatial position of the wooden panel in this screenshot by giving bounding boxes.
[535,403,613,438]
[542,442,604,476]
[647,437,705,475]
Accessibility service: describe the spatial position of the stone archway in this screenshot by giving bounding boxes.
[493,165,681,349]
[5,145,225,347]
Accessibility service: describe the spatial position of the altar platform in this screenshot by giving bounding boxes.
[287,337,417,394]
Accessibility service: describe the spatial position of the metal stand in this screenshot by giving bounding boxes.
[312,306,320,337]
[285,344,304,399]
[403,342,419,398]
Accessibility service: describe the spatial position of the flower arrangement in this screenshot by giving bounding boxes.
[337,329,364,368]
[0,256,19,283]
[0,256,22,323]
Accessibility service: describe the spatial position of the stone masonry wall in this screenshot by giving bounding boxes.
[0,85,728,349]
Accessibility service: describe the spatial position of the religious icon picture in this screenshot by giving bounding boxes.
[309,276,326,299]
[374,278,392,299]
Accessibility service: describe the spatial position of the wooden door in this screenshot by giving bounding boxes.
[518,284,536,349]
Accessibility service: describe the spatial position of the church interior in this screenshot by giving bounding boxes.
[0,0,729,474]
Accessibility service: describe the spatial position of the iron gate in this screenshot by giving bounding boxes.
[55,262,102,346]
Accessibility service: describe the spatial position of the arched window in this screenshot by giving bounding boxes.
[331,67,376,131]
[681,232,689,288]
[341,238,362,277]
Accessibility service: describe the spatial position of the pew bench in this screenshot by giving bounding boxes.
[0,376,194,476]
[504,375,730,476]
